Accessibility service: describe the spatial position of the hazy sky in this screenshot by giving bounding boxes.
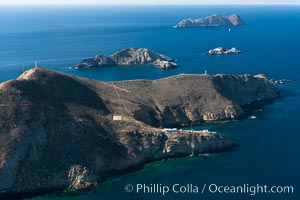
[0,0,299,5]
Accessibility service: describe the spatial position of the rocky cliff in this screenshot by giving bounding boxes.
[0,68,279,197]
[174,14,246,28]
[73,48,178,69]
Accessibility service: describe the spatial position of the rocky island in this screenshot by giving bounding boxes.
[174,14,245,28]
[205,47,243,55]
[0,68,280,197]
[73,48,178,70]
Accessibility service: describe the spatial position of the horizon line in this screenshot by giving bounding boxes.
[0,3,300,6]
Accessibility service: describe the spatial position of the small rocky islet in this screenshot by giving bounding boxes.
[0,68,280,197]
[174,14,245,28]
[73,48,178,70]
[205,47,243,55]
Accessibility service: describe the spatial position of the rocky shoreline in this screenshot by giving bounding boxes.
[0,133,233,199]
[0,68,280,198]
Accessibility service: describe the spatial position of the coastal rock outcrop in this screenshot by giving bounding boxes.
[73,48,178,69]
[174,14,245,28]
[0,68,280,197]
[205,47,243,55]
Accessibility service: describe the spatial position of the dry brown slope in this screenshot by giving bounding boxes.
[0,68,279,196]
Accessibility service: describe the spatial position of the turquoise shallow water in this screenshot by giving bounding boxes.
[0,5,299,200]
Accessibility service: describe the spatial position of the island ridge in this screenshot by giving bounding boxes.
[0,68,280,197]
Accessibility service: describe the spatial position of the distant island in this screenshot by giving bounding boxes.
[73,48,178,69]
[174,14,245,28]
[0,68,280,197]
[205,47,243,55]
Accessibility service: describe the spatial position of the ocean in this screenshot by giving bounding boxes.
[0,5,299,200]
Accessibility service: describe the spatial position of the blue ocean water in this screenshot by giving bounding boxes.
[0,5,299,200]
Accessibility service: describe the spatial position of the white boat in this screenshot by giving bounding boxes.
[249,115,257,119]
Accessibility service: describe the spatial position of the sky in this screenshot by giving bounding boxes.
[0,0,299,5]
